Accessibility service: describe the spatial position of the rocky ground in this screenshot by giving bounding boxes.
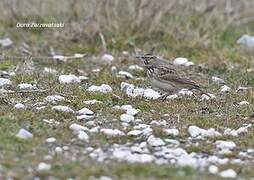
[1,0,254,179]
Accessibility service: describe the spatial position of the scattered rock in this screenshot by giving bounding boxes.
[120,114,135,123]
[164,128,179,136]
[37,162,51,172]
[173,57,194,66]
[216,141,236,150]
[18,83,37,90]
[46,137,56,143]
[52,105,75,113]
[0,38,13,48]
[100,128,125,137]
[84,99,102,105]
[77,131,89,142]
[188,125,221,138]
[45,95,65,104]
[0,78,11,87]
[219,169,237,178]
[16,129,33,139]
[208,165,219,174]
[14,103,25,109]
[101,54,114,63]
[212,76,225,84]
[69,123,89,132]
[118,71,134,79]
[237,34,254,49]
[220,85,231,92]
[59,74,81,84]
[143,89,161,99]
[88,84,112,93]
[147,136,165,147]
[238,101,249,106]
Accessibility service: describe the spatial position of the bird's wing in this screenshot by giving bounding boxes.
[157,70,200,88]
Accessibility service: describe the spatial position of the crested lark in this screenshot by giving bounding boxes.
[137,54,210,99]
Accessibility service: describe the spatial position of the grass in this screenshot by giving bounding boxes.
[0,0,254,179]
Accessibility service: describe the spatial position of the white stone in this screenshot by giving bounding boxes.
[127,130,143,136]
[121,105,133,110]
[212,76,225,83]
[126,108,140,116]
[43,67,58,74]
[208,165,219,174]
[120,114,135,123]
[118,71,133,79]
[84,99,102,105]
[52,106,74,113]
[16,128,33,139]
[188,125,221,138]
[14,103,25,109]
[237,34,254,49]
[87,84,112,93]
[78,76,88,81]
[100,128,125,137]
[220,85,231,92]
[216,141,236,150]
[219,169,237,178]
[37,162,51,172]
[77,115,94,121]
[164,128,179,136]
[173,57,189,66]
[0,38,13,48]
[133,88,145,97]
[45,95,65,104]
[77,107,94,115]
[0,78,11,86]
[55,146,63,154]
[18,83,37,90]
[74,53,86,58]
[121,82,134,93]
[77,131,89,142]
[147,136,165,147]
[69,123,89,132]
[99,176,113,180]
[128,65,144,72]
[46,137,56,143]
[238,101,249,105]
[59,74,81,84]
[201,93,216,100]
[143,89,161,99]
[166,94,178,100]
[101,54,114,63]
[53,55,67,62]
[178,89,193,96]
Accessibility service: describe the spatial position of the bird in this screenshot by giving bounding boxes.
[137,53,210,100]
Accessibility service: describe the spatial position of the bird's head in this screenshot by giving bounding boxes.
[136,54,156,66]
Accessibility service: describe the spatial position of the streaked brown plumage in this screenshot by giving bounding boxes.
[137,54,209,99]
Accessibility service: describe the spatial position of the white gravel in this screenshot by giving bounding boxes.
[16,128,33,139]
[216,141,236,150]
[100,128,125,137]
[220,85,231,92]
[88,84,112,93]
[120,114,135,123]
[45,95,65,104]
[37,162,51,172]
[14,103,25,109]
[101,54,114,63]
[52,105,75,113]
[18,83,37,90]
[219,169,237,178]
[188,125,221,138]
[59,74,81,84]
[0,78,11,86]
